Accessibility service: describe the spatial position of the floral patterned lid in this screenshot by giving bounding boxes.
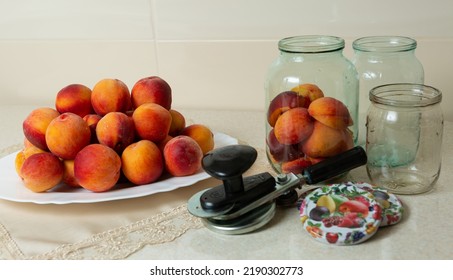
[299,182,383,245]
[353,182,404,227]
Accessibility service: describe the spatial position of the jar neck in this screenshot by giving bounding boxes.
[370,83,442,107]
[278,35,345,54]
[353,36,417,53]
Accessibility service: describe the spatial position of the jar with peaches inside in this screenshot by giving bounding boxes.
[265,35,359,175]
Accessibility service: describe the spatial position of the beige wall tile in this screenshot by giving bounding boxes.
[0,41,157,106]
[154,0,453,40]
[156,40,276,111]
[0,0,154,39]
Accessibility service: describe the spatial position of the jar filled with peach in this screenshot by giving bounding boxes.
[265,35,359,175]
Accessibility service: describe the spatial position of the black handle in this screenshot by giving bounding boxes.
[303,146,367,184]
[202,145,257,194]
[200,145,276,211]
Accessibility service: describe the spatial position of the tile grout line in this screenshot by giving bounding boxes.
[150,0,160,74]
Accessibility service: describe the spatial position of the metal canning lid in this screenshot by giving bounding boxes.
[203,202,276,235]
[299,183,382,245]
[354,182,404,227]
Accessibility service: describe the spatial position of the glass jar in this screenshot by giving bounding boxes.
[265,35,358,175]
[366,83,443,195]
[352,36,424,144]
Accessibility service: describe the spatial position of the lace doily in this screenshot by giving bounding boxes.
[31,204,203,260]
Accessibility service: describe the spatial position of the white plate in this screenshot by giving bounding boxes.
[0,132,238,204]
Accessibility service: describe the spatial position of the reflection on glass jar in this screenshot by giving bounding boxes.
[352,36,424,144]
[366,83,443,194]
[265,35,358,175]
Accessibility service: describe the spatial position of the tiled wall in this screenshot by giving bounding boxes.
[1,0,452,120]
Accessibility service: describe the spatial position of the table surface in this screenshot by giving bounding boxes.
[1,105,452,260]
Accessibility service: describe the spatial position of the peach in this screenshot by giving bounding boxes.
[302,121,353,158]
[132,103,172,142]
[131,76,172,110]
[169,109,186,136]
[157,135,173,153]
[163,136,203,176]
[306,156,325,165]
[91,78,132,116]
[14,150,26,178]
[266,129,301,162]
[308,97,353,130]
[55,84,93,118]
[180,124,214,155]
[20,152,64,192]
[74,144,121,192]
[24,138,34,148]
[291,83,324,105]
[45,112,91,160]
[274,107,314,145]
[267,91,308,127]
[281,157,312,174]
[96,112,135,154]
[16,143,47,178]
[121,140,164,185]
[62,159,79,187]
[83,114,102,143]
[23,144,46,159]
[22,107,60,151]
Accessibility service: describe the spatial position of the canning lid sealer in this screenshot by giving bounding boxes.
[187,145,368,235]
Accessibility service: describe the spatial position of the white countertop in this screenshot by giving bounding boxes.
[1,105,452,259]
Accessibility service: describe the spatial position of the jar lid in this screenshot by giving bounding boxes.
[353,182,404,227]
[299,182,382,245]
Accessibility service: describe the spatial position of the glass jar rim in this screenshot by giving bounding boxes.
[353,36,417,52]
[369,83,442,107]
[278,35,345,53]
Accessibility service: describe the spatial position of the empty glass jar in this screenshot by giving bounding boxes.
[352,36,424,144]
[265,35,358,175]
[366,83,443,194]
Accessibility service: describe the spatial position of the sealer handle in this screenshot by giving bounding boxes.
[303,146,367,185]
[202,144,257,194]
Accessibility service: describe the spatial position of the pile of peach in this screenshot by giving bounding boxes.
[266,83,354,174]
[15,76,215,193]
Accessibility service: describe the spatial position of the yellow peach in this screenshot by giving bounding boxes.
[267,91,308,127]
[20,152,64,192]
[132,103,172,142]
[74,144,121,192]
[180,124,214,155]
[291,83,325,105]
[55,84,93,118]
[96,112,135,154]
[169,109,186,136]
[131,76,172,110]
[163,136,203,176]
[274,107,314,145]
[308,97,353,130]
[14,150,26,179]
[302,121,353,158]
[45,112,91,160]
[22,107,60,151]
[62,159,79,187]
[121,140,164,185]
[91,78,132,116]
